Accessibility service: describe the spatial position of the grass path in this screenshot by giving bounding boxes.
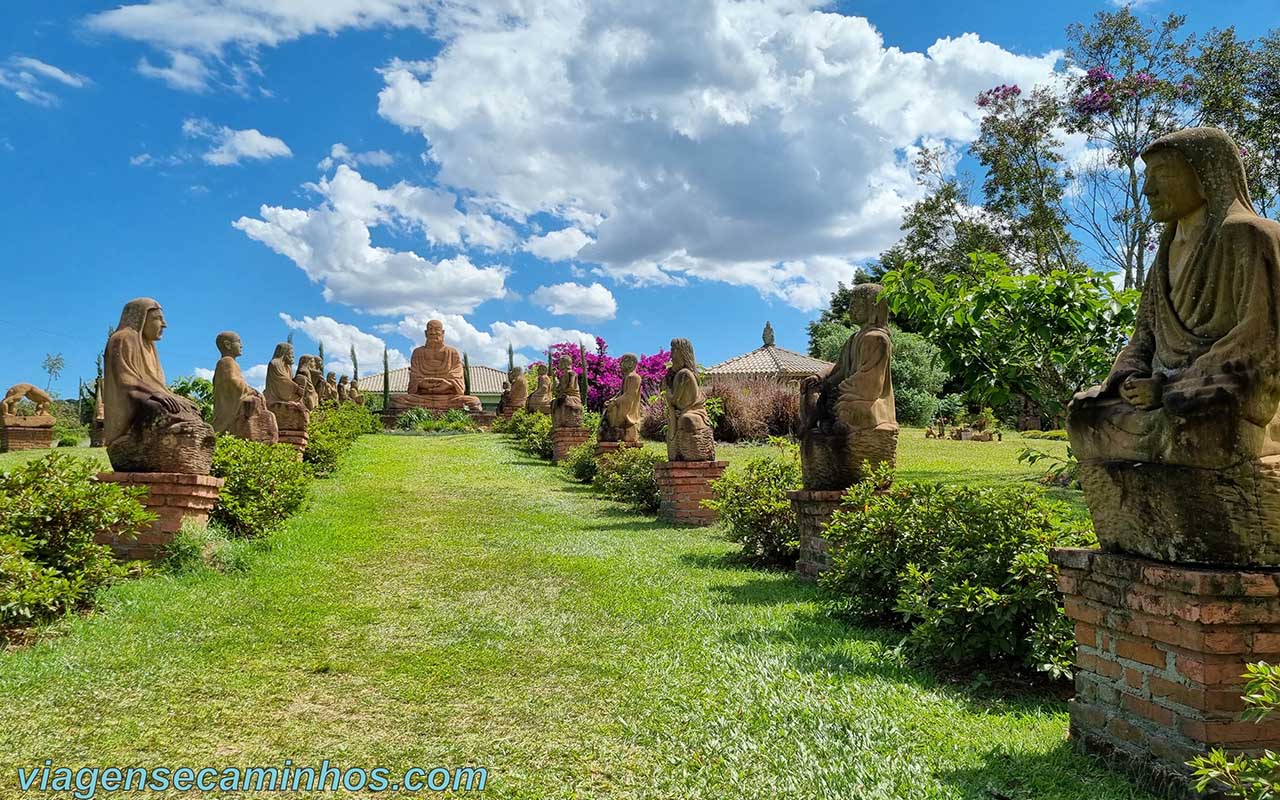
[0,434,1141,799]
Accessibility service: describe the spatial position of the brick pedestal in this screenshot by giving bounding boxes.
[469,410,496,429]
[789,489,846,581]
[595,440,642,458]
[654,460,727,526]
[95,472,224,561]
[551,426,591,463]
[1054,548,1280,792]
[0,414,55,452]
[277,429,308,458]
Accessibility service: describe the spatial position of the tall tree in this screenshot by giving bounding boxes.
[317,341,325,371]
[350,344,359,380]
[972,84,1082,274]
[1065,8,1191,290]
[41,352,64,393]
[382,347,390,409]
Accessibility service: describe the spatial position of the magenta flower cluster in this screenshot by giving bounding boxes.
[976,83,1022,108]
[531,338,670,412]
[1085,66,1115,85]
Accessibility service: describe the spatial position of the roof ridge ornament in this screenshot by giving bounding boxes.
[762,320,775,347]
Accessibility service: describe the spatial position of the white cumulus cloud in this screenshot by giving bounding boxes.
[523,227,593,262]
[530,282,617,321]
[183,117,292,166]
[278,313,409,378]
[319,142,395,170]
[0,55,90,106]
[389,314,597,368]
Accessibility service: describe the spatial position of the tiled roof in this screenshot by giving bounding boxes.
[706,346,832,378]
[355,364,506,396]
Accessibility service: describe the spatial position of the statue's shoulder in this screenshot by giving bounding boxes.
[1223,211,1280,242]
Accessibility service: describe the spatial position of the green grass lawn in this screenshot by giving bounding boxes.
[0,433,1139,799]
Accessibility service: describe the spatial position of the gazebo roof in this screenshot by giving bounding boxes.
[705,322,832,379]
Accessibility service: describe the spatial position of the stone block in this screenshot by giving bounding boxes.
[0,419,55,452]
[94,472,224,561]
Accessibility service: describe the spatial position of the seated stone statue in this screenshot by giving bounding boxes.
[798,283,899,490]
[525,364,552,415]
[551,355,585,428]
[1068,126,1280,565]
[326,372,340,404]
[600,353,642,444]
[664,338,715,461]
[265,342,310,431]
[346,380,363,407]
[337,375,350,403]
[103,298,215,474]
[293,355,321,411]
[506,366,528,412]
[212,331,278,444]
[2,383,53,417]
[388,320,481,413]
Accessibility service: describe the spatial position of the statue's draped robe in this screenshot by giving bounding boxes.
[665,367,709,429]
[606,371,642,431]
[265,358,302,405]
[409,345,465,396]
[831,324,897,431]
[1071,128,1280,468]
[213,356,252,434]
[509,375,528,408]
[104,299,195,447]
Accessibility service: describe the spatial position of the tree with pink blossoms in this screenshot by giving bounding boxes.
[548,339,668,412]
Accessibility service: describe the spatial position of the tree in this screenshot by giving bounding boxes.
[317,341,325,371]
[880,254,1139,424]
[168,376,214,422]
[463,352,471,396]
[382,347,390,409]
[1189,27,1280,217]
[41,352,65,393]
[973,84,1083,274]
[507,343,515,373]
[350,345,359,380]
[1065,8,1191,290]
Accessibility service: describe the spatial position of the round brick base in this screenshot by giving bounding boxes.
[1054,548,1280,793]
[654,460,727,526]
[788,489,846,581]
[95,472,224,561]
[551,426,591,462]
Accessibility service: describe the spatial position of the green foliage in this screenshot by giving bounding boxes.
[562,437,599,484]
[396,408,477,433]
[41,352,65,392]
[1018,446,1080,488]
[0,454,144,631]
[210,436,312,536]
[382,347,391,409]
[809,320,854,362]
[168,375,215,423]
[892,329,950,426]
[705,439,802,567]
[703,395,724,430]
[583,411,602,434]
[502,409,553,460]
[593,446,663,513]
[160,520,255,575]
[1022,430,1068,441]
[937,393,967,422]
[882,259,1139,423]
[49,400,88,447]
[820,474,1096,679]
[305,403,381,477]
[1190,662,1280,798]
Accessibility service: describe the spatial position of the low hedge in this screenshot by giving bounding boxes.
[705,440,802,567]
[593,446,663,512]
[305,403,381,476]
[211,436,312,537]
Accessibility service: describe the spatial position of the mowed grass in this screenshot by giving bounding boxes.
[0,433,1142,799]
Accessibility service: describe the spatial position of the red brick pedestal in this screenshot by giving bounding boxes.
[277,429,308,458]
[551,426,591,463]
[469,410,496,429]
[789,489,845,582]
[1054,548,1280,791]
[595,440,642,458]
[654,460,727,526]
[95,472,224,561]
[0,414,55,452]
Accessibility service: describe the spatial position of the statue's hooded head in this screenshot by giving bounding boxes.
[509,365,524,380]
[272,342,294,366]
[327,371,337,382]
[1142,127,1256,243]
[619,353,638,374]
[425,320,445,347]
[116,298,165,342]
[849,283,888,327]
[338,375,349,386]
[670,338,696,373]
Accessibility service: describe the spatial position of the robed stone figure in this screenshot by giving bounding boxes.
[600,353,642,444]
[265,342,310,432]
[212,331,278,444]
[663,338,715,461]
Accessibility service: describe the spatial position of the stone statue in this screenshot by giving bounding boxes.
[525,364,552,415]
[93,379,104,422]
[1068,126,1280,565]
[507,366,528,411]
[551,355,584,428]
[663,338,715,461]
[103,298,215,474]
[600,353,642,444]
[1,383,53,416]
[326,372,340,404]
[265,342,310,432]
[347,380,363,407]
[212,331,278,444]
[388,319,481,413]
[798,283,899,490]
[294,355,320,411]
[336,375,350,403]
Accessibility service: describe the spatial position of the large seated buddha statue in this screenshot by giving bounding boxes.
[387,319,481,414]
[1068,126,1280,565]
[103,298,215,474]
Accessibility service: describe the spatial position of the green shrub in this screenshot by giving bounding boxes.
[640,399,666,441]
[594,446,663,512]
[705,439,802,567]
[895,387,941,429]
[396,408,477,433]
[892,330,949,426]
[161,520,255,575]
[1190,663,1280,798]
[562,437,599,483]
[503,409,553,460]
[1022,429,1068,441]
[583,411,602,434]
[210,436,312,537]
[937,393,967,423]
[820,474,1095,679]
[0,454,146,632]
[305,403,380,476]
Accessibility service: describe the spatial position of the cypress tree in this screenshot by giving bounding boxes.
[382,347,390,409]
[350,345,359,380]
[463,352,472,395]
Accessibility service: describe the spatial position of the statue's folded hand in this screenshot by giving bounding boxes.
[1119,375,1164,411]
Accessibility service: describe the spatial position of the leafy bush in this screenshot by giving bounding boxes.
[210,436,312,537]
[396,408,477,433]
[896,388,941,429]
[594,446,663,512]
[706,378,801,442]
[705,439,802,566]
[50,400,88,447]
[820,474,1095,679]
[304,403,381,476]
[1191,663,1280,798]
[1022,429,1068,441]
[583,411,602,434]
[161,520,255,575]
[168,375,215,423]
[937,393,967,423]
[0,454,146,632]
[562,437,599,483]
[502,409,554,459]
[892,330,950,426]
[1018,446,1080,488]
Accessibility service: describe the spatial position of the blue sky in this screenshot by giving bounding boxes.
[1,0,1275,397]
